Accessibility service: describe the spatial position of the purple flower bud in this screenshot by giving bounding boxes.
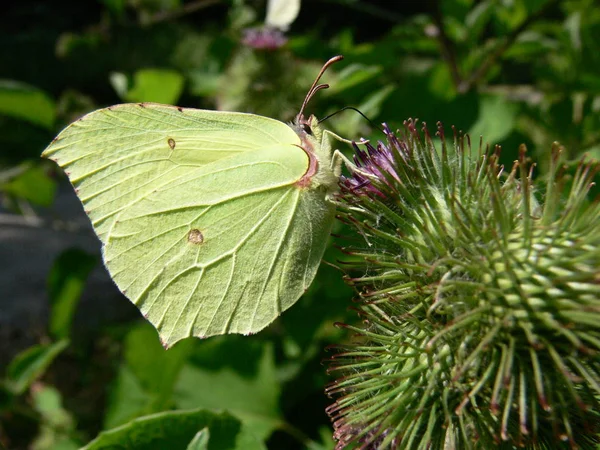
[241,27,288,50]
[341,124,406,197]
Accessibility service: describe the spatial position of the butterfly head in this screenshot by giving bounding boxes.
[294,113,321,138]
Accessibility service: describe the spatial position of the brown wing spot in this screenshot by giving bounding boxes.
[187,229,204,245]
[177,106,183,112]
[167,138,176,150]
[138,103,146,108]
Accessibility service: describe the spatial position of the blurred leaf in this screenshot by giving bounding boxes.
[174,340,281,440]
[5,340,69,395]
[469,95,519,146]
[0,81,55,129]
[187,428,210,450]
[104,323,193,428]
[465,0,495,41]
[109,72,129,99]
[217,50,321,120]
[494,0,528,30]
[326,64,382,96]
[188,71,222,98]
[522,0,550,14]
[428,63,457,101]
[55,90,96,126]
[565,10,582,51]
[228,0,257,30]
[104,364,151,429]
[118,69,185,104]
[305,426,336,450]
[47,248,97,339]
[33,385,73,428]
[100,0,126,17]
[124,323,192,396]
[84,409,256,450]
[444,15,468,43]
[31,385,80,450]
[2,163,57,206]
[504,31,559,60]
[133,0,182,24]
[0,383,12,411]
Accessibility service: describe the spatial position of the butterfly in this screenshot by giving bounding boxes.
[42,56,351,348]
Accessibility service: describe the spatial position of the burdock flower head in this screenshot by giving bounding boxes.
[328,120,600,449]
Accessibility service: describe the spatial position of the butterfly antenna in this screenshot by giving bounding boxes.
[298,55,344,117]
[319,106,384,134]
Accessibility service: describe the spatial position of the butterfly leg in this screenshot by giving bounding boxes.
[323,129,373,179]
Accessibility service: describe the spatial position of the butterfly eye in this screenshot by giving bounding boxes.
[301,123,313,135]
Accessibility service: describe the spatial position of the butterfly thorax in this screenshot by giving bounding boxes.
[292,114,338,194]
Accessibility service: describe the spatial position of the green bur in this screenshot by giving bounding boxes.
[328,120,600,449]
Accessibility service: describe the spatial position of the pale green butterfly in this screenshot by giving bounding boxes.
[42,56,352,348]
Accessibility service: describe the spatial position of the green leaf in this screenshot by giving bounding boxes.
[104,364,152,429]
[187,428,210,450]
[31,385,80,450]
[564,10,582,51]
[428,63,456,101]
[503,31,558,60]
[47,248,97,339]
[326,64,382,96]
[100,0,126,17]
[5,340,69,395]
[32,385,73,428]
[124,323,193,397]
[126,69,185,104]
[305,426,336,450]
[468,94,518,146]
[104,323,193,428]
[188,70,222,97]
[83,409,247,450]
[465,0,494,41]
[1,164,57,207]
[0,80,55,129]
[174,339,281,440]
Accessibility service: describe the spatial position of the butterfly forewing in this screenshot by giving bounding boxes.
[43,104,301,238]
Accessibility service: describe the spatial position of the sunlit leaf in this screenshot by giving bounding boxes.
[104,364,152,429]
[469,94,518,146]
[86,409,263,450]
[123,69,185,104]
[31,385,80,450]
[0,81,55,129]
[104,323,193,428]
[2,163,57,206]
[174,340,281,441]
